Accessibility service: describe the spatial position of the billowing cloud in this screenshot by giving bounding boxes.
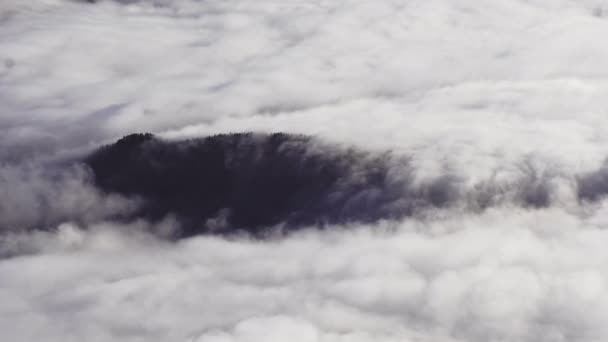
[3,0,608,341]
[5,208,608,342]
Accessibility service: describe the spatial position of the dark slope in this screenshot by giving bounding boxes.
[81,132,608,238]
[84,133,450,237]
[6,132,608,240]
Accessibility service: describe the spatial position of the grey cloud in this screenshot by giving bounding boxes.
[0,160,136,234]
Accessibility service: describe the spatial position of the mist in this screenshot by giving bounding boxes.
[3,0,608,341]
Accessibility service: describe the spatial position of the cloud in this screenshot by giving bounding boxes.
[4,207,608,342]
[3,0,608,168]
[0,160,136,233]
[3,0,608,341]
[5,131,608,341]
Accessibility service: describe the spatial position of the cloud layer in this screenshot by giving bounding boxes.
[3,0,608,341]
[5,208,608,342]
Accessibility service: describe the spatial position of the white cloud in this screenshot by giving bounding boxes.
[3,0,608,341]
[4,207,608,341]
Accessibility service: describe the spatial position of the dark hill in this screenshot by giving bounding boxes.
[84,133,436,237]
